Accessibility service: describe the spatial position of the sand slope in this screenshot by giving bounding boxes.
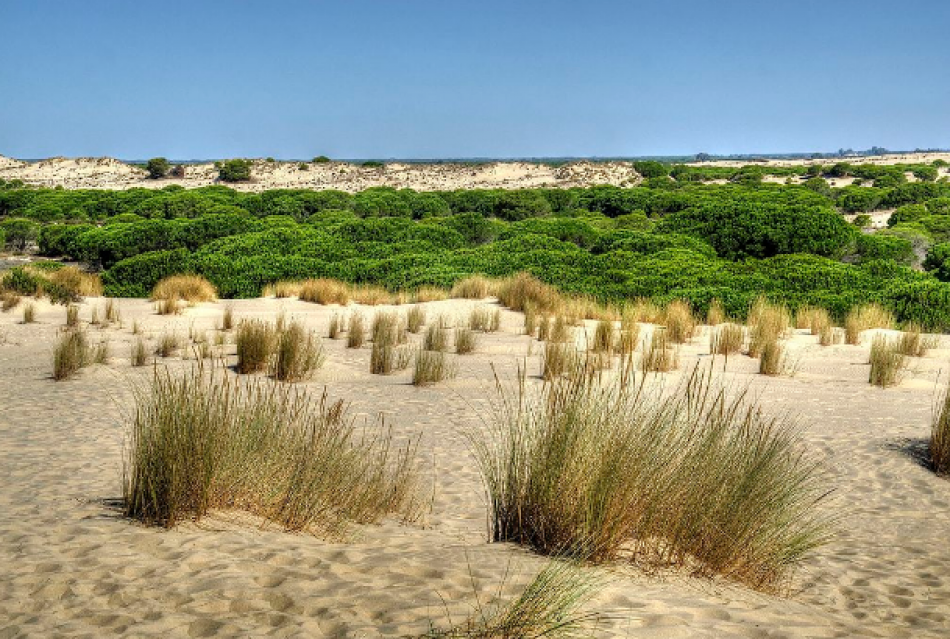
[1,298,949,638]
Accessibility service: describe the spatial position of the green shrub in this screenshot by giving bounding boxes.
[146,158,170,179]
[218,159,252,182]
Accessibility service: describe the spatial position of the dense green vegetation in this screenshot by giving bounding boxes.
[2,162,950,328]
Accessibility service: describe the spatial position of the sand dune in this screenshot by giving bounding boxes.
[1,297,949,637]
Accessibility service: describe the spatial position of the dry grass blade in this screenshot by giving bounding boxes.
[123,364,423,535]
[156,332,181,358]
[591,319,614,355]
[220,304,235,331]
[818,325,842,347]
[541,341,578,381]
[413,286,448,303]
[747,298,790,358]
[845,303,894,345]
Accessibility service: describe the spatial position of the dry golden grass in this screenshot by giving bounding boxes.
[272,321,325,382]
[710,323,745,357]
[897,323,938,357]
[351,284,393,306]
[220,304,234,331]
[264,280,302,298]
[819,325,842,346]
[1,291,20,312]
[450,275,497,299]
[523,303,538,337]
[347,313,366,348]
[455,327,478,354]
[795,306,831,335]
[424,324,449,353]
[412,286,449,303]
[471,365,833,591]
[616,310,640,357]
[469,306,499,332]
[92,339,110,365]
[406,305,426,333]
[758,339,786,376]
[236,320,277,374]
[53,330,92,380]
[932,386,950,476]
[299,278,350,305]
[65,304,79,328]
[370,312,412,375]
[541,341,578,381]
[155,298,180,316]
[48,266,103,298]
[496,273,562,314]
[537,316,552,342]
[707,299,726,326]
[104,298,120,325]
[131,337,150,367]
[641,329,678,373]
[123,364,422,535]
[845,304,894,345]
[869,335,905,388]
[747,298,790,358]
[591,319,614,355]
[662,300,696,344]
[328,311,345,339]
[21,302,35,324]
[151,275,217,304]
[156,332,181,358]
[626,298,661,324]
[412,350,458,386]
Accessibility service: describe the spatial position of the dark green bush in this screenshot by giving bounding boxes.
[218,159,252,182]
[146,158,170,179]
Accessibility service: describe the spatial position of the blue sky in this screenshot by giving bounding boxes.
[1,1,948,159]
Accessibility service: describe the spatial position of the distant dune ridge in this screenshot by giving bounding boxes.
[2,151,948,192]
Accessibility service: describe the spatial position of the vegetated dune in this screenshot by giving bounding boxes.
[0,156,643,192]
[1,296,949,637]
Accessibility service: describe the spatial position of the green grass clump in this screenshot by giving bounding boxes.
[470,365,832,591]
[235,320,276,373]
[123,364,422,535]
[347,313,366,348]
[53,330,92,380]
[406,305,427,333]
[869,334,905,388]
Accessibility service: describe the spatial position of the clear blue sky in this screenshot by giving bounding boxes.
[1,0,948,160]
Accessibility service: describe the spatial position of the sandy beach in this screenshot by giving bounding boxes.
[1,296,949,638]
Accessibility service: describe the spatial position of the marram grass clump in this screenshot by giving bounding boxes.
[123,364,423,536]
[470,365,833,591]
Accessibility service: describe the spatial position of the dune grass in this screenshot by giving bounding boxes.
[156,332,181,358]
[710,322,744,357]
[155,297,180,316]
[413,286,449,303]
[541,341,578,381]
[347,313,366,348]
[706,299,726,326]
[22,302,36,324]
[497,273,562,314]
[818,324,841,346]
[65,303,79,328]
[371,312,412,375]
[299,278,351,305]
[591,319,614,355]
[795,306,831,336]
[220,304,235,331]
[470,365,833,591]
[412,350,458,386]
[151,275,217,305]
[407,305,427,333]
[53,329,93,380]
[932,386,950,476]
[661,300,695,344]
[845,303,894,345]
[758,339,786,376]
[424,324,449,353]
[1,291,20,312]
[450,275,496,300]
[328,312,344,339]
[272,321,325,382]
[419,561,600,639]
[264,280,302,298]
[455,327,478,355]
[869,335,905,388]
[640,329,677,373]
[747,298,790,358]
[469,306,500,332]
[351,284,393,306]
[123,364,422,535]
[131,337,150,367]
[236,320,277,374]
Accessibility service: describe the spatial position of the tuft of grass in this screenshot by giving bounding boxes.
[53,330,93,380]
[123,364,422,535]
[497,273,562,314]
[272,321,325,382]
[151,275,217,304]
[155,298,180,316]
[640,329,678,373]
[1,291,21,312]
[92,339,110,365]
[710,323,744,357]
[424,323,449,353]
[265,280,302,298]
[932,386,950,476]
[758,339,786,376]
[450,275,496,300]
[470,365,833,591]
[615,309,640,357]
[65,304,79,328]
[897,323,938,357]
[406,305,427,333]
[220,304,235,331]
[299,278,350,305]
[795,306,831,336]
[22,302,36,324]
[328,311,345,339]
[413,286,448,303]
[131,337,150,367]
[351,284,393,306]
[235,320,277,374]
[845,303,894,345]
[347,313,366,348]
[47,266,103,299]
[104,298,121,324]
[469,306,497,332]
[412,350,458,386]
[627,298,661,324]
[747,298,790,358]
[869,334,905,388]
[707,299,726,326]
[662,300,695,344]
[156,332,181,358]
[370,312,412,375]
[419,561,600,639]
[591,319,614,355]
[455,327,478,355]
[819,324,842,347]
[541,341,578,381]
[523,303,538,337]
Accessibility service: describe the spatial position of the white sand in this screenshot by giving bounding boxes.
[1,297,949,637]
